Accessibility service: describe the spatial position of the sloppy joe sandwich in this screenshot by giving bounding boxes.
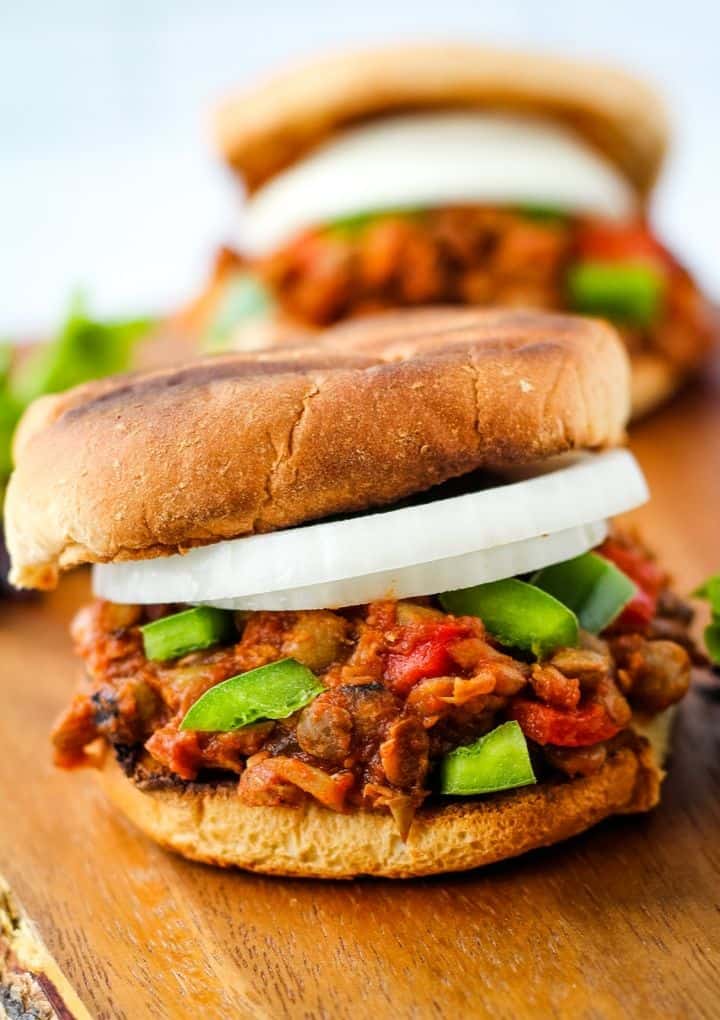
[5,308,698,878]
[198,43,712,417]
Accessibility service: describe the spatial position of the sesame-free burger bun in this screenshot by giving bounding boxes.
[6,308,629,590]
[214,43,668,198]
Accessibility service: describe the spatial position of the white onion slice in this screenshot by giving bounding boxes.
[93,450,648,606]
[241,111,636,255]
[197,521,608,610]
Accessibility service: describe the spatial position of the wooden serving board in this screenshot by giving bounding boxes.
[1,365,719,1020]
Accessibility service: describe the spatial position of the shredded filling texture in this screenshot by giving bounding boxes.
[241,206,711,370]
[53,534,698,826]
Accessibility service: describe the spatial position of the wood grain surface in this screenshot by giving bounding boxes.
[0,363,718,1020]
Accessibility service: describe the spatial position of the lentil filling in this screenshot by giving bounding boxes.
[53,534,697,826]
[255,206,711,371]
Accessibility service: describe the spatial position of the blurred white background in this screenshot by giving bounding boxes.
[1,0,718,334]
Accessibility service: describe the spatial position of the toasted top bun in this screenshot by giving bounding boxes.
[214,43,668,198]
[6,308,629,590]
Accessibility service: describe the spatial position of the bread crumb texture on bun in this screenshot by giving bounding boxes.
[214,43,668,197]
[6,309,629,590]
[98,715,666,878]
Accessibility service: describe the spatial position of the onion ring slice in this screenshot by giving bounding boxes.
[196,521,608,610]
[93,450,647,606]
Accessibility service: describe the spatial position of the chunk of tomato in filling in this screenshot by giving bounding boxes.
[385,621,473,695]
[508,699,623,748]
[597,538,666,631]
[576,220,672,269]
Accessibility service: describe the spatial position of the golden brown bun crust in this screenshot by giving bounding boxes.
[214,43,668,197]
[629,351,688,420]
[97,728,664,879]
[214,315,682,421]
[6,308,630,590]
[325,312,698,423]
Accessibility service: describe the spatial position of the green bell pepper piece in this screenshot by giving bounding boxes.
[180,657,324,732]
[567,260,664,327]
[694,575,720,664]
[440,721,536,796]
[141,607,235,662]
[440,578,578,658]
[533,552,636,633]
[516,203,568,225]
[203,273,273,352]
[325,206,425,237]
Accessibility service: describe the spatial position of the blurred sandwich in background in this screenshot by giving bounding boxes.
[186,43,714,418]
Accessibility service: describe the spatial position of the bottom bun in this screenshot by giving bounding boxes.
[97,713,673,879]
[629,352,687,420]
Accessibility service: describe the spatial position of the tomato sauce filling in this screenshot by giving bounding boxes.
[243,207,711,371]
[53,535,697,821]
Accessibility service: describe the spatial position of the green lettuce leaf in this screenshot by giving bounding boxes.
[13,294,153,404]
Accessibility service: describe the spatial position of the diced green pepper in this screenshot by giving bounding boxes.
[440,721,536,796]
[203,273,273,352]
[567,260,664,327]
[440,579,578,658]
[325,207,425,237]
[140,606,235,662]
[516,203,568,225]
[533,552,636,633]
[180,657,324,732]
[694,575,720,664]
